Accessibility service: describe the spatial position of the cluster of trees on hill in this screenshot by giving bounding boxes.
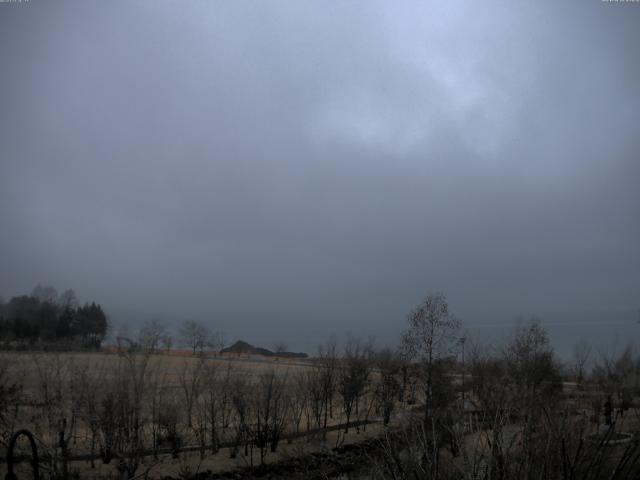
[221,340,308,358]
[0,285,108,349]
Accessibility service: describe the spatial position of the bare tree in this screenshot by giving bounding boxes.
[179,320,210,355]
[229,375,250,459]
[317,336,338,438]
[75,359,109,468]
[0,354,22,448]
[467,341,517,477]
[504,319,561,414]
[200,361,221,454]
[178,357,206,428]
[31,353,76,480]
[572,339,592,387]
[58,289,78,309]
[217,364,234,438]
[157,396,181,458]
[306,367,325,433]
[160,331,173,353]
[138,319,167,353]
[373,348,402,426]
[337,337,371,433]
[146,358,170,459]
[401,292,460,422]
[209,330,225,354]
[371,419,444,479]
[371,392,640,480]
[287,369,309,437]
[251,370,289,464]
[592,344,638,421]
[32,284,59,303]
[98,340,153,479]
[272,342,288,354]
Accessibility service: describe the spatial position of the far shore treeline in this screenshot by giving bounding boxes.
[0,284,108,350]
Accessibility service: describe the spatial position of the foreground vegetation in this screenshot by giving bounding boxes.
[0,292,639,479]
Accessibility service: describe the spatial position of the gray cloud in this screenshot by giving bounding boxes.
[1,0,639,353]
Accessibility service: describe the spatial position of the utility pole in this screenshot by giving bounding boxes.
[459,337,466,412]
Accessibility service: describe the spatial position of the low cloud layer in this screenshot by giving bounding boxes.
[1,1,639,353]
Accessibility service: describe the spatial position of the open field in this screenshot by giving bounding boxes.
[0,349,391,479]
[2,327,640,480]
[6,351,311,392]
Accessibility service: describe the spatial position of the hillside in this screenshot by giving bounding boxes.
[221,340,308,359]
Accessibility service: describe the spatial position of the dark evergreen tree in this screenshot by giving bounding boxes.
[0,286,108,349]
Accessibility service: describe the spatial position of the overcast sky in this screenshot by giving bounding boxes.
[1,0,639,353]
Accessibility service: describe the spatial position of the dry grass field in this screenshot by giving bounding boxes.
[0,349,387,479]
[8,351,310,392]
[2,339,640,480]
